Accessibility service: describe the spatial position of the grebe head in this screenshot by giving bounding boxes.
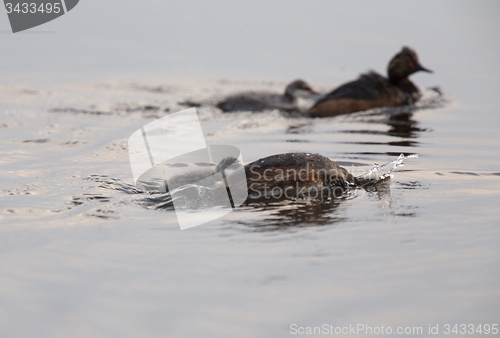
[284,79,317,99]
[387,47,432,82]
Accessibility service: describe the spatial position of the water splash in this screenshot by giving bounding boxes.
[357,153,419,183]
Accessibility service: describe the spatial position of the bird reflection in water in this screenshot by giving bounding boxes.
[233,180,392,232]
[385,110,427,139]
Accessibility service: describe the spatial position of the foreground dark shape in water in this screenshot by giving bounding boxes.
[132,151,414,210]
[308,46,433,118]
[236,152,414,203]
[241,153,362,201]
[216,79,317,112]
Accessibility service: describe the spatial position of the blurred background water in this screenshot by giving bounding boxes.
[1,1,499,337]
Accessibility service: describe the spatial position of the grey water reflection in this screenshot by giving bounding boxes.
[233,181,393,231]
[386,111,426,139]
[285,91,444,145]
[344,107,431,139]
[235,200,346,231]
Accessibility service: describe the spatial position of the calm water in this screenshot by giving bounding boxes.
[1,1,499,337]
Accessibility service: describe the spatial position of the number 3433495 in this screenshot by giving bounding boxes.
[5,2,62,14]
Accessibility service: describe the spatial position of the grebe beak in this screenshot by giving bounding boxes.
[415,63,433,73]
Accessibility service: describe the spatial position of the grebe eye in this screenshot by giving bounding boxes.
[408,61,415,67]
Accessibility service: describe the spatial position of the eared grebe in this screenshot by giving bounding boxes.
[242,153,361,201]
[308,47,432,118]
[216,79,317,112]
[160,152,409,205]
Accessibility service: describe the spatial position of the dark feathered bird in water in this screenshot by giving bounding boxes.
[216,79,317,112]
[215,153,363,201]
[308,47,433,118]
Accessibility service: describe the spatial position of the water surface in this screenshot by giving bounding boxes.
[1,1,499,337]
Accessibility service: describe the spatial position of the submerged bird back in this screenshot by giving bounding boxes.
[244,153,358,200]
